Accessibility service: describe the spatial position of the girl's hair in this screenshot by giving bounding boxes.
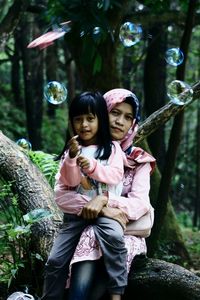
[56,91,112,160]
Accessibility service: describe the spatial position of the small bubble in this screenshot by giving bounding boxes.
[167,80,193,105]
[7,291,35,300]
[165,48,184,66]
[44,81,68,105]
[93,27,101,35]
[16,138,32,151]
[97,0,104,9]
[119,22,142,47]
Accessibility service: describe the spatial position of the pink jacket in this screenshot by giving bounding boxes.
[55,146,155,220]
[55,141,125,214]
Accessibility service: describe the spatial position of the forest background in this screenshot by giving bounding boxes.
[0,0,200,299]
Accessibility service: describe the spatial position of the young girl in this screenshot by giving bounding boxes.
[41,91,127,300]
[56,91,124,203]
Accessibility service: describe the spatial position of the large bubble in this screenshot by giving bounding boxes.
[44,81,68,105]
[119,22,142,47]
[167,80,193,105]
[16,138,32,151]
[165,48,184,66]
[7,291,34,300]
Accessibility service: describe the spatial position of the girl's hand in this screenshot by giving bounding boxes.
[79,195,108,219]
[68,135,81,158]
[77,156,90,169]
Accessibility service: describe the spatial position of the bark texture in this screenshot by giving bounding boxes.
[0,131,62,257]
[126,258,200,300]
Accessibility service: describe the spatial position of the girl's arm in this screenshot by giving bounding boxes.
[80,141,124,185]
[108,163,152,220]
[57,152,82,187]
[54,181,90,215]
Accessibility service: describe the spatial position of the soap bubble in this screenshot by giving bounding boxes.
[119,22,142,47]
[7,291,34,300]
[93,27,101,35]
[167,80,193,105]
[44,81,67,105]
[16,138,32,151]
[97,0,104,9]
[165,48,184,66]
[92,27,103,42]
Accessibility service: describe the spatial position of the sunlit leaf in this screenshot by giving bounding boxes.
[23,208,52,224]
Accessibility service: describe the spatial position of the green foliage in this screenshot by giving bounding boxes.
[41,105,68,154]
[182,228,200,270]
[0,88,27,142]
[45,0,122,75]
[28,151,59,188]
[0,182,52,289]
[154,240,183,265]
[177,211,193,228]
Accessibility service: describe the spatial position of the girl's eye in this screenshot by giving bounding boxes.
[88,116,95,121]
[73,117,81,122]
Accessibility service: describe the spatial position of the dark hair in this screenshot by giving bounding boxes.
[56,91,112,160]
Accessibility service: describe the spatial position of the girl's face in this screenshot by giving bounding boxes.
[109,102,134,141]
[72,113,98,146]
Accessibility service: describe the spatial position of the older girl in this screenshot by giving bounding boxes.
[65,88,156,300]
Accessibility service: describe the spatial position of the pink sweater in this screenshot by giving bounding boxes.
[55,141,125,214]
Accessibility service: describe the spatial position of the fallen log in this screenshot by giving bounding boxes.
[98,257,200,300]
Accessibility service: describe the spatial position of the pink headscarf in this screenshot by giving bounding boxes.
[103,88,140,152]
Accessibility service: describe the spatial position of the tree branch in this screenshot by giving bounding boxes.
[0,0,29,50]
[135,80,200,144]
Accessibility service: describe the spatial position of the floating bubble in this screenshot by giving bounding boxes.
[44,81,67,105]
[7,291,34,300]
[93,27,101,36]
[119,22,142,47]
[92,27,103,42]
[16,138,32,151]
[167,80,193,105]
[97,0,104,9]
[165,48,184,66]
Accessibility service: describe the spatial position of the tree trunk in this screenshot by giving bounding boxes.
[65,1,131,91]
[11,28,24,109]
[99,258,200,300]
[0,131,62,258]
[194,99,200,227]
[18,15,44,150]
[0,0,28,50]
[144,23,167,171]
[137,139,190,263]
[45,44,58,118]
[126,258,200,300]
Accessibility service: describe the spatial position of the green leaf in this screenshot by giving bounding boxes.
[23,208,53,224]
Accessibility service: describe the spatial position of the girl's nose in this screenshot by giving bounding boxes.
[82,119,88,127]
